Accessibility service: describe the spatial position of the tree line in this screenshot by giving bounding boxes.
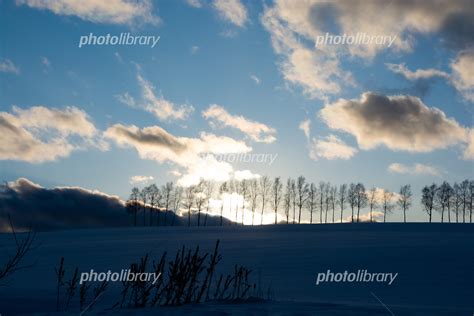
[126,177,474,226]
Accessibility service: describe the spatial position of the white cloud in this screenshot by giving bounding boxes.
[105,124,253,186]
[234,169,260,181]
[0,106,102,163]
[0,59,20,74]
[41,56,51,67]
[299,119,311,139]
[309,135,357,160]
[117,73,194,121]
[17,0,160,25]
[250,74,261,85]
[114,52,124,63]
[261,4,353,100]
[320,92,468,153]
[463,129,474,160]
[386,63,449,80]
[203,104,277,143]
[191,45,200,54]
[212,0,248,27]
[261,0,472,100]
[186,0,203,8]
[451,49,474,102]
[130,175,154,184]
[343,211,384,223]
[388,163,441,176]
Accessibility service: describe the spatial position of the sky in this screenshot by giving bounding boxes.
[1,0,473,223]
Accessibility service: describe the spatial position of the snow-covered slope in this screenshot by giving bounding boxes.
[0,223,472,315]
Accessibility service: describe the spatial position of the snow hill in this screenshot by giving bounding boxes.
[0,223,472,315]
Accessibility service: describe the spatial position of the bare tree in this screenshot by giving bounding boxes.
[382,189,395,222]
[296,176,309,224]
[231,180,240,225]
[453,182,463,223]
[398,184,412,223]
[290,179,297,224]
[203,181,214,227]
[146,184,160,226]
[218,182,228,226]
[421,184,437,223]
[140,187,149,226]
[330,186,337,223]
[259,176,271,225]
[460,180,469,223]
[195,180,207,227]
[249,179,259,225]
[271,177,283,225]
[470,180,474,223]
[435,181,452,223]
[240,180,249,225]
[171,185,183,226]
[284,178,292,224]
[127,187,140,226]
[324,183,330,223]
[368,187,378,223]
[0,216,36,286]
[307,183,317,224]
[347,183,357,223]
[182,185,195,227]
[337,184,347,223]
[355,183,367,222]
[318,182,325,223]
[161,182,173,226]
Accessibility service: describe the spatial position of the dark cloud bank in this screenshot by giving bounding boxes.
[0,178,227,232]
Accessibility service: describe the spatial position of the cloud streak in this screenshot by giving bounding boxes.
[16,0,160,25]
[203,104,277,143]
[117,74,194,121]
[388,163,441,176]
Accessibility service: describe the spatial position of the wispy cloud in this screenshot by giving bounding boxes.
[388,163,441,176]
[17,0,160,25]
[0,58,20,74]
[186,0,203,8]
[309,135,357,161]
[386,63,449,80]
[130,175,154,184]
[190,45,200,54]
[203,104,277,143]
[250,74,261,85]
[117,73,194,121]
[213,0,248,27]
[299,119,311,139]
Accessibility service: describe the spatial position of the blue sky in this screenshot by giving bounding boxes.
[1,0,473,222]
